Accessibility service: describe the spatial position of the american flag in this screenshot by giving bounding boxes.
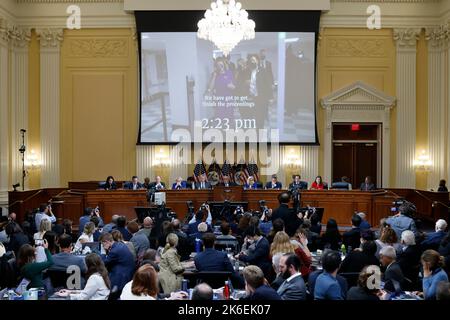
[235,160,248,184]
[248,159,259,182]
[193,160,207,183]
[221,160,233,182]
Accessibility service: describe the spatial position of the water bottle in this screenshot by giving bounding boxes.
[340,243,346,257]
[181,279,188,293]
[223,281,230,300]
[195,238,201,253]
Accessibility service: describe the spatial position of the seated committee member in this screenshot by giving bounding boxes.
[277,253,307,300]
[102,176,117,190]
[265,174,282,190]
[241,265,281,300]
[218,175,237,187]
[438,179,448,192]
[172,177,187,190]
[314,250,344,300]
[124,176,144,190]
[244,176,260,190]
[310,176,327,190]
[149,176,165,190]
[289,174,308,191]
[360,176,375,191]
[100,233,136,292]
[195,174,211,190]
[57,253,110,300]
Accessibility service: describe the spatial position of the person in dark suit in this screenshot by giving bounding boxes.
[343,214,362,251]
[397,230,422,287]
[241,265,281,300]
[276,254,307,300]
[271,192,302,237]
[265,174,282,190]
[360,176,375,191]
[289,174,308,191]
[339,241,379,273]
[172,177,187,190]
[320,218,342,251]
[100,232,136,292]
[217,175,237,187]
[237,227,271,277]
[421,219,448,251]
[116,216,132,241]
[437,179,448,192]
[195,174,211,190]
[124,176,144,190]
[346,266,381,300]
[149,176,166,191]
[102,176,117,190]
[379,245,405,293]
[194,233,234,272]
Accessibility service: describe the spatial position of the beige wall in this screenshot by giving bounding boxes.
[60,28,138,185]
[317,28,396,186]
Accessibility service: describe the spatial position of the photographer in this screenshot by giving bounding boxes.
[186,203,212,235]
[79,206,104,236]
[35,203,56,233]
[259,203,273,236]
[272,192,303,237]
[386,201,418,239]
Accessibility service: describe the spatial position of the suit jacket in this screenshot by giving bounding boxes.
[343,227,361,251]
[130,233,150,257]
[217,182,237,187]
[158,247,184,294]
[383,261,405,292]
[277,274,307,300]
[289,181,308,191]
[124,181,144,190]
[397,245,421,282]
[195,181,212,190]
[102,242,136,291]
[49,252,87,274]
[239,237,271,276]
[265,181,282,190]
[194,248,234,272]
[272,204,303,236]
[360,183,375,191]
[247,285,281,300]
[172,181,187,190]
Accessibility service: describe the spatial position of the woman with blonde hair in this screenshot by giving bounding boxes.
[74,221,95,252]
[158,233,184,294]
[270,231,296,273]
[34,219,51,241]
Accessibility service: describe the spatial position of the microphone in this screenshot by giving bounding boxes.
[20,129,26,133]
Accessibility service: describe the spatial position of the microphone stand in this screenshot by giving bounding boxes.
[19,129,26,191]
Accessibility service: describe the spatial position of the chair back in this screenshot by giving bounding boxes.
[46,269,71,289]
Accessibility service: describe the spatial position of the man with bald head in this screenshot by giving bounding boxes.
[102,214,120,234]
[149,175,166,190]
[192,283,214,300]
[137,216,154,238]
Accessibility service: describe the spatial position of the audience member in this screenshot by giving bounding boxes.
[34,219,51,241]
[140,248,160,271]
[343,214,362,251]
[379,245,405,293]
[158,233,184,294]
[242,265,281,300]
[116,216,132,241]
[237,227,271,277]
[17,241,54,289]
[217,222,236,240]
[276,254,307,300]
[5,222,30,255]
[436,281,450,300]
[111,229,136,259]
[386,201,418,238]
[192,283,214,300]
[339,240,378,273]
[320,219,342,251]
[100,232,135,292]
[270,231,296,274]
[102,214,119,234]
[194,233,234,273]
[357,212,371,231]
[420,249,448,300]
[79,207,104,236]
[128,220,150,258]
[35,203,56,233]
[120,264,159,300]
[375,225,402,259]
[421,219,447,250]
[50,234,87,274]
[346,265,381,300]
[58,253,110,300]
[291,228,313,278]
[267,218,285,244]
[314,250,344,300]
[397,230,421,287]
[74,222,95,253]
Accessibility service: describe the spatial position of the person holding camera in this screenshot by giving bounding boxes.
[187,203,212,235]
[17,239,54,289]
[35,203,56,233]
[386,201,418,239]
[79,207,104,236]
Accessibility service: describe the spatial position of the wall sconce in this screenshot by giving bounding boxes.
[25,149,42,170]
[284,148,302,168]
[413,150,432,171]
[154,148,170,167]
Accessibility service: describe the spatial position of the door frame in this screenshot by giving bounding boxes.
[321,81,396,188]
[331,124,382,188]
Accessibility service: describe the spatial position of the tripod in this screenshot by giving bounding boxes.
[19,129,26,191]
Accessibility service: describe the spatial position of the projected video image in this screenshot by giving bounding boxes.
[140,32,316,143]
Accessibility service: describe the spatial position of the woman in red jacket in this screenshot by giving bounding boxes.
[291,229,312,278]
[310,176,326,190]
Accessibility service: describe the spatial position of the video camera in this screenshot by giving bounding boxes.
[258,200,270,217]
[391,199,417,218]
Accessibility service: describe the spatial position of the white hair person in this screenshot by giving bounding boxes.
[401,230,416,246]
[435,219,447,232]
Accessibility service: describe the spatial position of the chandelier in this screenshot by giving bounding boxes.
[197,0,255,56]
